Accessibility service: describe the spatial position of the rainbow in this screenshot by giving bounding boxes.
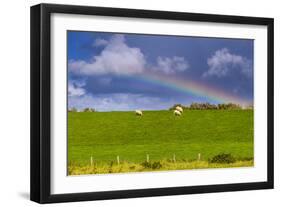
[130,71,251,105]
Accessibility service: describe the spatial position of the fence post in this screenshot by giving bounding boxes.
[90,156,93,166]
[198,153,201,161]
[173,154,176,162]
[117,155,120,165]
[146,154,149,163]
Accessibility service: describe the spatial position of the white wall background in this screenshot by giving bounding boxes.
[0,0,279,206]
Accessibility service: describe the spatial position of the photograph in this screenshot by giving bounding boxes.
[67,31,254,175]
[30,3,273,203]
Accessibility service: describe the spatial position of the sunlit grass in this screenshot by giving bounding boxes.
[68,110,253,174]
[68,159,254,175]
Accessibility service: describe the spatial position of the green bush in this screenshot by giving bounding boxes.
[141,161,151,168]
[83,107,95,112]
[209,153,236,164]
[151,161,162,169]
[141,161,162,169]
[168,102,243,110]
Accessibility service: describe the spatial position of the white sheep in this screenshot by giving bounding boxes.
[174,109,182,116]
[135,110,143,116]
[175,106,183,113]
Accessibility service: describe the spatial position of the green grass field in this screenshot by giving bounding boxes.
[68,110,253,174]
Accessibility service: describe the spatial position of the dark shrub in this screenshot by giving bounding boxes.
[141,161,151,168]
[129,166,136,170]
[209,153,236,164]
[141,161,162,169]
[151,161,162,169]
[83,107,95,112]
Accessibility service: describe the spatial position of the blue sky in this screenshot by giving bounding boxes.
[67,31,253,111]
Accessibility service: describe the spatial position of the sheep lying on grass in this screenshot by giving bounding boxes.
[175,106,183,113]
[174,110,182,116]
[135,110,143,116]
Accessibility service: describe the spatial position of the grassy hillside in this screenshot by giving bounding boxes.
[68,110,254,172]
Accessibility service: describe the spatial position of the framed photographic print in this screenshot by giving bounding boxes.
[30,3,274,203]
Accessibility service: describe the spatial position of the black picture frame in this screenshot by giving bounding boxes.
[30,3,274,204]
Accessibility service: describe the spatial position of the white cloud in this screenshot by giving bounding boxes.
[68,80,86,97]
[68,93,175,112]
[203,48,252,78]
[70,35,190,77]
[69,35,146,76]
[153,56,189,74]
[93,38,108,47]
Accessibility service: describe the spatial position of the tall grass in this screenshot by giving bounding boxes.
[68,159,254,175]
